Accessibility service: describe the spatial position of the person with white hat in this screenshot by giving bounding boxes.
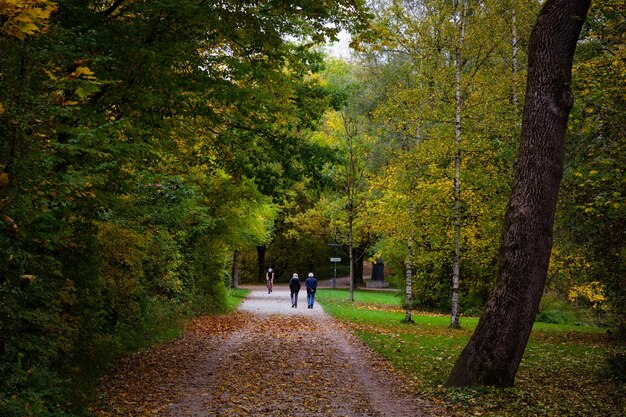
[305,272,318,309]
[289,273,301,308]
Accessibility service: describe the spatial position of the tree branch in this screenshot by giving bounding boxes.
[102,0,126,17]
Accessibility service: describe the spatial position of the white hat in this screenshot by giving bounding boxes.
[293,273,298,278]
[308,272,314,277]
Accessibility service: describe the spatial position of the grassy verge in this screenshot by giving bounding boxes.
[317,288,624,417]
[226,287,250,310]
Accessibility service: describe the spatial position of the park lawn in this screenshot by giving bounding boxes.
[317,288,624,417]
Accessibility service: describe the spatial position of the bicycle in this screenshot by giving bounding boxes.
[266,268,274,294]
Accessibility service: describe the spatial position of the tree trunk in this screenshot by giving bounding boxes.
[352,246,365,286]
[405,203,414,323]
[445,0,591,388]
[349,216,354,301]
[6,47,26,186]
[256,245,266,283]
[511,6,520,109]
[231,249,239,289]
[450,0,467,330]
[348,125,355,302]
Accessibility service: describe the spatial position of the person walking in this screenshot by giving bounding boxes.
[289,273,301,308]
[305,272,318,309]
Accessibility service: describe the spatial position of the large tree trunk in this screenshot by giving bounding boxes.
[446,0,591,388]
[256,245,266,283]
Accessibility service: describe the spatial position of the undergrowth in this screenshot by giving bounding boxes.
[0,288,249,417]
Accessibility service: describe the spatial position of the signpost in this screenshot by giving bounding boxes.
[327,243,341,289]
[330,257,341,288]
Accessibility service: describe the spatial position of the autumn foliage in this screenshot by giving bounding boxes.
[0,0,623,415]
[0,0,57,39]
[0,1,368,416]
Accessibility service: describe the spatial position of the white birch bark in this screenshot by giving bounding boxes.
[511,6,520,109]
[451,0,467,329]
[347,117,355,303]
[405,203,414,323]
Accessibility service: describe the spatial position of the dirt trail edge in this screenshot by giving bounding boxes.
[95,286,443,417]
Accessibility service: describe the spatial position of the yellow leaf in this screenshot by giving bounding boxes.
[44,68,58,81]
[17,21,40,35]
[70,66,95,79]
[1,1,58,39]
[0,172,9,187]
[20,275,37,284]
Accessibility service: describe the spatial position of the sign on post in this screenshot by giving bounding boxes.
[330,257,341,262]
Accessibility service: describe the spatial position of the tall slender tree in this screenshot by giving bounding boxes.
[404,202,415,323]
[450,0,468,329]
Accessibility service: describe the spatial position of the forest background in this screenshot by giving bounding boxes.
[0,1,623,416]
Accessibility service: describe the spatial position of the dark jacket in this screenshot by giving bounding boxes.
[289,277,301,292]
[305,277,317,294]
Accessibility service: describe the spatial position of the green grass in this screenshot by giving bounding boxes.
[317,288,624,417]
[227,288,250,310]
[317,288,404,305]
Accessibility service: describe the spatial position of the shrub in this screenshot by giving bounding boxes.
[536,309,578,325]
[537,292,596,325]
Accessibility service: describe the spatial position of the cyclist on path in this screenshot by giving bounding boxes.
[266,268,274,294]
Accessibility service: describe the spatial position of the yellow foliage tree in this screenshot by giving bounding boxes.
[568,281,607,310]
[0,0,57,39]
[0,0,57,112]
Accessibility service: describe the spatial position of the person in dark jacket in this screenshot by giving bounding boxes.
[305,272,318,309]
[289,273,301,308]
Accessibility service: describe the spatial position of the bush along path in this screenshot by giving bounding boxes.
[94,287,442,417]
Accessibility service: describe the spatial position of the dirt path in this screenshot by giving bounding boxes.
[96,286,440,417]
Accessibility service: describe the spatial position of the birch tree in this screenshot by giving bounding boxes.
[363,0,524,316]
[450,0,468,329]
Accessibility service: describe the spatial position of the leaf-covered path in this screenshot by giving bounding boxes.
[95,287,440,416]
